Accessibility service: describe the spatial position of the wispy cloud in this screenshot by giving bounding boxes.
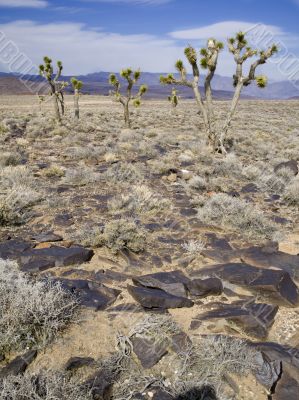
[0,0,48,8]
[170,21,283,40]
[0,20,182,75]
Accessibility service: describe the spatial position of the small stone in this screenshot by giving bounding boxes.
[0,350,37,379]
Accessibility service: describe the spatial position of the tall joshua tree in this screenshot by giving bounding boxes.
[71,77,83,119]
[160,33,277,153]
[39,57,68,123]
[109,68,148,128]
[168,88,179,114]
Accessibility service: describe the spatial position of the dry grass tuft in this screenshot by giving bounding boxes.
[0,259,78,354]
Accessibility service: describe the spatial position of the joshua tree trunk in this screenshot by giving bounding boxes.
[53,94,61,123]
[192,79,215,146]
[59,92,65,116]
[217,81,243,153]
[124,101,130,128]
[171,103,177,115]
[74,88,79,119]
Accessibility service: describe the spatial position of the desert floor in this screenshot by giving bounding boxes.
[0,95,299,399]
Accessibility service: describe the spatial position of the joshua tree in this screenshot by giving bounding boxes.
[71,77,83,119]
[168,88,179,114]
[109,68,148,128]
[160,32,277,153]
[39,57,68,122]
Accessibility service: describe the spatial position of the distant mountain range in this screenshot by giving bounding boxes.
[0,71,299,100]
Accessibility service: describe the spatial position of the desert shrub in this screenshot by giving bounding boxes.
[100,218,146,253]
[0,151,22,167]
[0,371,91,400]
[0,186,41,225]
[67,145,104,161]
[0,165,33,188]
[0,259,78,354]
[0,123,8,135]
[174,335,257,397]
[0,166,41,225]
[284,177,299,205]
[198,193,278,239]
[42,165,65,178]
[108,185,171,216]
[242,164,262,180]
[181,239,206,255]
[63,166,98,186]
[147,152,177,175]
[51,126,69,136]
[187,176,207,191]
[257,167,294,194]
[213,154,242,177]
[104,162,144,184]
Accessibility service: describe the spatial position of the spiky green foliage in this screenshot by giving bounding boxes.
[160,74,175,85]
[120,68,133,79]
[71,77,83,90]
[255,75,268,88]
[175,59,185,72]
[138,84,148,95]
[200,48,208,56]
[134,70,141,81]
[133,99,141,108]
[109,73,119,86]
[184,46,197,65]
[200,58,208,69]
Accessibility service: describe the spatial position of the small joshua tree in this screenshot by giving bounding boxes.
[109,68,148,128]
[160,33,277,153]
[168,88,179,114]
[39,57,68,122]
[37,94,46,114]
[71,77,83,119]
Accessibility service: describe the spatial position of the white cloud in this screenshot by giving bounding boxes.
[0,0,48,8]
[170,21,283,40]
[0,19,297,81]
[0,20,182,75]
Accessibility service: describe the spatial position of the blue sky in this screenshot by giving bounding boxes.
[0,0,298,80]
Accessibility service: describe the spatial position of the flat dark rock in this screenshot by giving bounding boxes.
[186,278,223,297]
[54,213,74,226]
[65,356,95,371]
[193,263,299,307]
[253,351,281,390]
[249,341,299,369]
[31,232,63,243]
[19,246,94,272]
[54,278,121,310]
[192,300,278,339]
[132,270,190,297]
[128,285,194,309]
[241,183,259,193]
[274,159,298,176]
[0,350,37,379]
[153,391,174,400]
[83,369,113,400]
[0,239,32,259]
[171,332,192,354]
[272,363,299,400]
[240,246,299,280]
[131,336,168,369]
